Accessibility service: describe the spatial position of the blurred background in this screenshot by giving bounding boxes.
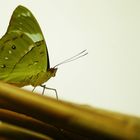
[0,0,140,116]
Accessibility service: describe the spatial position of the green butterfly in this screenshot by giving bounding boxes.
[0,5,87,96]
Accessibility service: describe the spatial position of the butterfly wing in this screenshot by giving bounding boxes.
[0,5,49,86]
[7,5,45,42]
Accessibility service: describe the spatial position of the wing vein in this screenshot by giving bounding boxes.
[8,40,43,76]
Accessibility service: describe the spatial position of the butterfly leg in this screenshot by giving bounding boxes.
[32,87,36,92]
[40,85,58,100]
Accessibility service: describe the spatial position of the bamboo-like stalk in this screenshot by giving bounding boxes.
[0,122,53,140]
[0,109,87,139]
[0,109,64,139]
[0,82,140,139]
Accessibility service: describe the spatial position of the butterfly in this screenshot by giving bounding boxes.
[0,5,87,97]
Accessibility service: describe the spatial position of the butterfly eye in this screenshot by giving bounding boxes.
[12,45,16,49]
[1,64,6,68]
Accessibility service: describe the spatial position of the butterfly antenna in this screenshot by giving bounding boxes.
[54,49,88,68]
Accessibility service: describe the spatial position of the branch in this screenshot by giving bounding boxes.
[0,82,139,139]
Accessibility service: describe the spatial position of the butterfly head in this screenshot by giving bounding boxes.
[49,67,58,77]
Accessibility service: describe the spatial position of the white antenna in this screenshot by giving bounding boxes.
[54,49,88,68]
